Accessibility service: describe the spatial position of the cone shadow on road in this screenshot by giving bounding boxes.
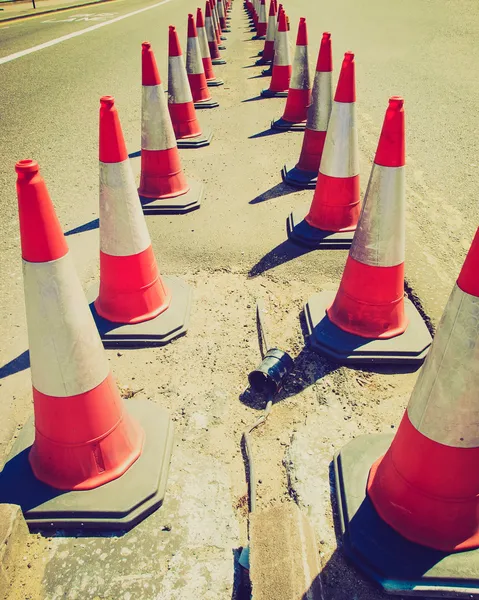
[248,239,312,277]
[64,218,99,236]
[249,182,298,203]
[248,129,284,139]
[242,95,265,103]
[0,350,30,379]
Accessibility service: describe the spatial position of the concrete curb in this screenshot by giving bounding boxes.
[0,504,29,598]
[0,0,112,23]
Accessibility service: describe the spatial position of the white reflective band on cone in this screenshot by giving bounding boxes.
[99,160,151,257]
[24,255,110,397]
[197,25,211,59]
[408,285,479,448]
[349,165,405,267]
[186,36,204,75]
[141,85,177,151]
[205,17,216,43]
[265,15,276,41]
[319,102,359,178]
[168,55,193,104]
[290,45,310,90]
[273,31,290,66]
[258,3,266,24]
[218,1,225,18]
[307,71,332,131]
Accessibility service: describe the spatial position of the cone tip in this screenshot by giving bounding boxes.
[100,95,115,108]
[169,25,182,56]
[278,8,287,30]
[334,51,356,102]
[15,159,39,175]
[457,228,479,297]
[142,41,151,49]
[317,31,332,72]
[389,96,404,110]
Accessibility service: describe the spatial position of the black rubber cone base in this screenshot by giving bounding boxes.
[305,291,432,365]
[255,57,270,66]
[219,44,227,50]
[0,399,174,532]
[261,88,288,98]
[176,127,213,149]
[287,211,355,249]
[281,163,317,189]
[252,34,265,40]
[261,66,272,76]
[140,178,203,215]
[207,77,224,87]
[271,118,306,131]
[334,435,479,597]
[194,98,219,109]
[88,276,192,348]
[212,58,227,65]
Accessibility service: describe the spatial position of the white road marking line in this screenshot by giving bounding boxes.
[0,0,173,66]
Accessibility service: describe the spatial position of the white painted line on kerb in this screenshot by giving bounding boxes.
[0,0,173,66]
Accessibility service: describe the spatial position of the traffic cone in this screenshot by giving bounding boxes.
[272,17,311,130]
[218,0,230,31]
[260,2,281,75]
[261,9,291,97]
[168,26,213,148]
[196,7,224,84]
[253,0,267,39]
[139,42,203,211]
[92,95,193,348]
[256,0,275,64]
[186,14,219,109]
[287,52,359,248]
[6,159,174,530]
[282,32,333,188]
[333,228,479,597]
[206,0,226,64]
[211,0,226,47]
[303,97,432,364]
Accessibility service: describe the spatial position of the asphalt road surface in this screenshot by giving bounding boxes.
[0,0,478,597]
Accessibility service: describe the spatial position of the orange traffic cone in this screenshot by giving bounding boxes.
[334,228,479,597]
[186,14,219,109]
[303,97,432,363]
[253,0,267,39]
[272,17,311,130]
[92,95,193,348]
[211,0,226,48]
[5,159,174,530]
[168,26,213,148]
[283,32,333,188]
[196,7,224,84]
[288,52,359,248]
[256,0,276,65]
[218,0,230,31]
[261,9,291,97]
[205,1,226,64]
[138,42,203,212]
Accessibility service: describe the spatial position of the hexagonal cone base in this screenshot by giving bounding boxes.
[194,98,219,109]
[282,163,317,189]
[88,276,192,348]
[304,291,432,365]
[219,44,227,50]
[139,178,203,215]
[0,399,174,532]
[255,57,270,66]
[271,118,306,131]
[177,127,213,148]
[261,88,288,98]
[207,78,224,87]
[287,211,355,249]
[212,58,227,65]
[334,435,479,597]
[252,35,265,40]
[261,67,272,76]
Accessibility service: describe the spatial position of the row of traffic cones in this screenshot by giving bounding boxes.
[3,1,236,531]
[245,3,479,596]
